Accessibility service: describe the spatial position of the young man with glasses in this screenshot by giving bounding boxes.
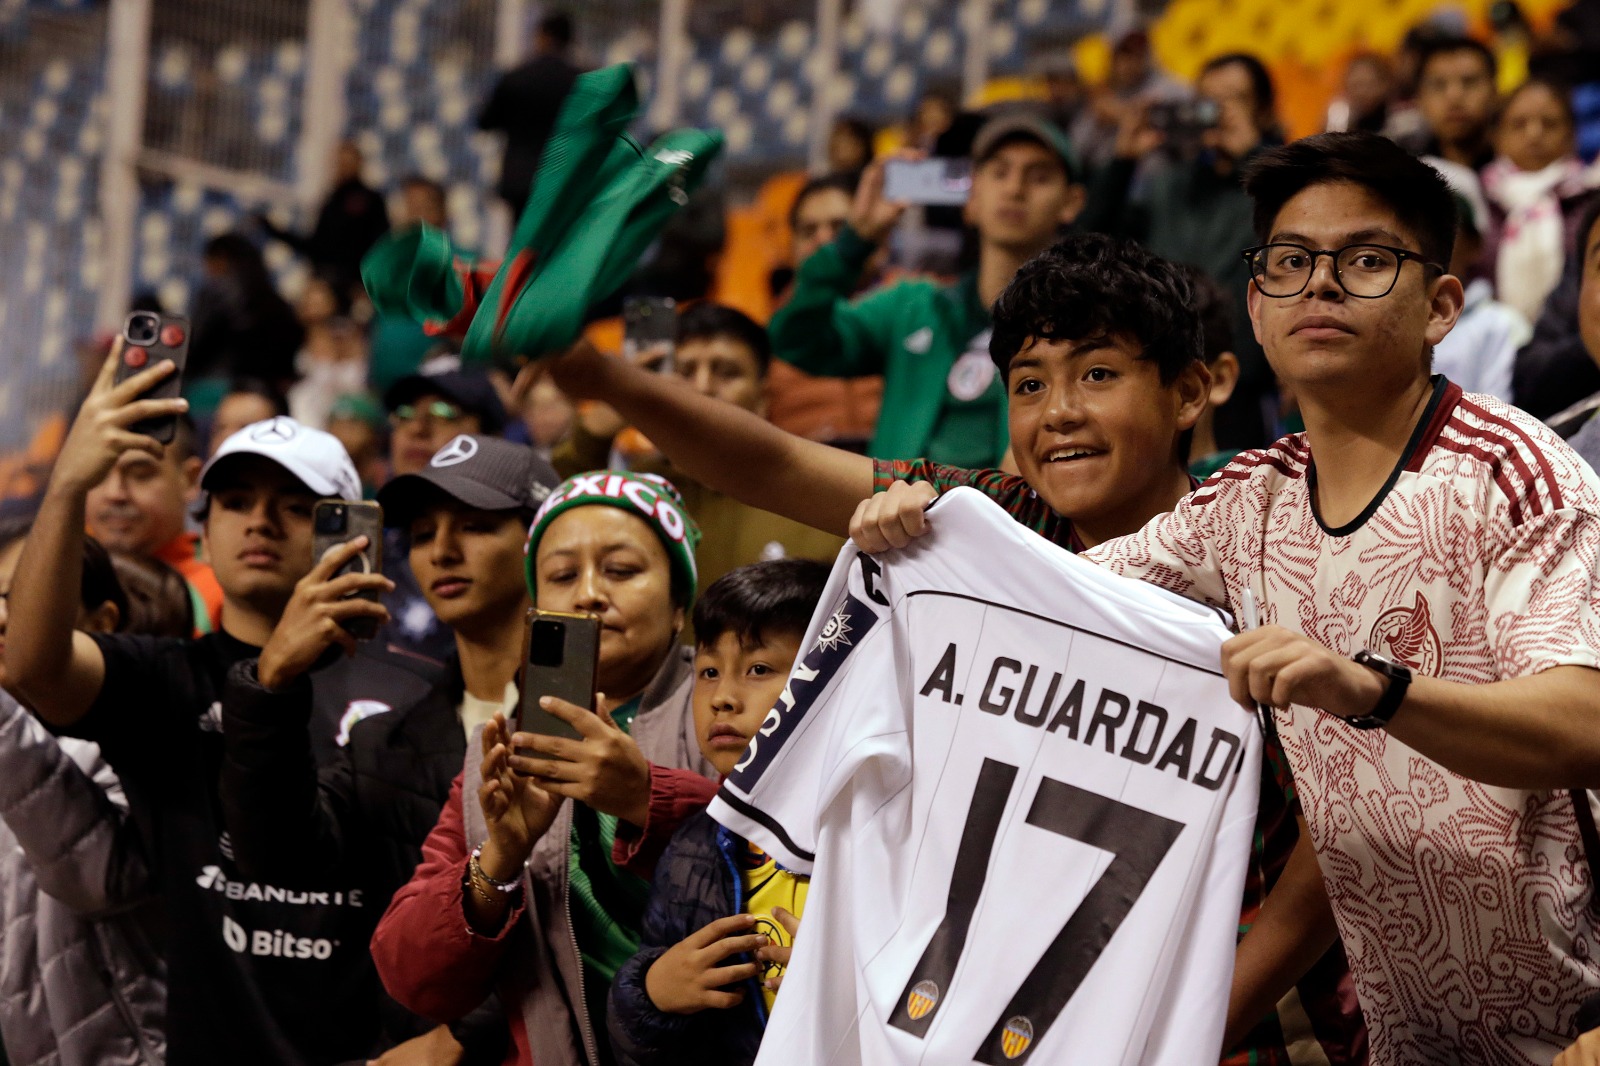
[1074,132,1600,1063]
[380,358,510,658]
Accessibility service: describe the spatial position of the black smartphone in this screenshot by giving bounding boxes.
[516,610,601,744]
[311,500,384,641]
[117,310,190,444]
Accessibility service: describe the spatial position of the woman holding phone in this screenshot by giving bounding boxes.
[372,470,718,1066]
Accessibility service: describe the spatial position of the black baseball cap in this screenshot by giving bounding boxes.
[382,356,508,435]
[378,434,559,528]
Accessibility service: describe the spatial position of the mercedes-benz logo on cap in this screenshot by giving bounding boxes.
[431,434,479,468]
[250,417,298,443]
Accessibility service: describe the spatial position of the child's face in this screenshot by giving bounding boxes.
[1006,333,1207,547]
[1497,84,1573,173]
[692,630,804,776]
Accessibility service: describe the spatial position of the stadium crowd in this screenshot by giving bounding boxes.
[4,3,1600,1065]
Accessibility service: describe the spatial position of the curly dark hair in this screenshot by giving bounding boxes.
[989,233,1202,382]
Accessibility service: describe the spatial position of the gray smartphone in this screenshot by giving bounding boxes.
[312,500,384,641]
[517,609,601,744]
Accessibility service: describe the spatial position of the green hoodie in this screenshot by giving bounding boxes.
[769,225,1009,466]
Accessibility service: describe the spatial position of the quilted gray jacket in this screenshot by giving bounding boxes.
[0,694,166,1066]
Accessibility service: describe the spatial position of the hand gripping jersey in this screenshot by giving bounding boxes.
[710,489,1262,1066]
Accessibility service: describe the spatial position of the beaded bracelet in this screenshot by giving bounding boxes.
[468,844,524,896]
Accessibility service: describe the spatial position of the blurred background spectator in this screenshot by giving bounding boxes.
[477,11,582,214]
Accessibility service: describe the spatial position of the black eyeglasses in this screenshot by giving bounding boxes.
[1241,243,1443,299]
[389,400,465,425]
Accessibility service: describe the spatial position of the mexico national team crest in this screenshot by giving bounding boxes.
[1000,1015,1034,1059]
[1367,591,1441,673]
[906,979,939,1021]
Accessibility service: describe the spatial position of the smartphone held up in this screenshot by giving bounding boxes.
[623,296,677,372]
[516,609,601,746]
[882,158,973,207]
[312,500,384,641]
[116,311,190,444]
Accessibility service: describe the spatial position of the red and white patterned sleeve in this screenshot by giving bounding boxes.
[1483,502,1600,678]
[1081,490,1230,610]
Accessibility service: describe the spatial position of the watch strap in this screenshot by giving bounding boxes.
[1347,650,1411,730]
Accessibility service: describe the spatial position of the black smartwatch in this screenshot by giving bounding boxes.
[1347,649,1412,730]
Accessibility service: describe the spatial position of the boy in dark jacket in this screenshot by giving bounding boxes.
[608,559,831,1066]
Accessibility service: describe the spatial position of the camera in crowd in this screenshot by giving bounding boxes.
[1148,98,1221,156]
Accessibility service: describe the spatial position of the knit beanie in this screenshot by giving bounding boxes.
[525,470,701,607]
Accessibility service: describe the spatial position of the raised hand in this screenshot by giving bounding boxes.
[476,713,562,881]
[53,340,188,496]
[848,479,938,553]
[508,692,653,827]
[848,156,915,244]
[256,538,393,690]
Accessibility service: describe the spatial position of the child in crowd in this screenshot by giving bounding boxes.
[1482,77,1600,323]
[607,559,832,1066]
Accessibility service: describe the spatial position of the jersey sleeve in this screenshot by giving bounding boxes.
[1081,490,1230,610]
[1483,504,1600,677]
[709,551,906,875]
[873,458,1030,507]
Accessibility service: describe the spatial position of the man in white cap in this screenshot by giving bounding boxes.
[3,346,449,1065]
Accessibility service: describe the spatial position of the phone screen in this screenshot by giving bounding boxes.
[883,159,973,207]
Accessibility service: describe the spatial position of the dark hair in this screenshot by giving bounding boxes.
[830,116,877,161]
[538,12,573,47]
[1242,131,1457,269]
[989,233,1202,384]
[676,302,772,374]
[693,559,831,651]
[1416,35,1497,84]
[223,379,291,418]
[1201,52,1276,113]
[789,173,858,230]
[1182,267,1236,364]
[305,269,356,318]
[110,552,195,637]
[1501,76,1576,128]
[80,535,130,625]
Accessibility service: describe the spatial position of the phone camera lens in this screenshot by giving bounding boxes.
[316,506,347,534]
[124,312,160,345]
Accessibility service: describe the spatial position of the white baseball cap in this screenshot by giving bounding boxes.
[200,416,362,502]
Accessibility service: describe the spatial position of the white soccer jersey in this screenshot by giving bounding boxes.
[710,488,1261,1066]
[1086,380,1600,1063]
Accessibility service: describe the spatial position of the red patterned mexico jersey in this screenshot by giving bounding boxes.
[1085,377,1600,1064]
